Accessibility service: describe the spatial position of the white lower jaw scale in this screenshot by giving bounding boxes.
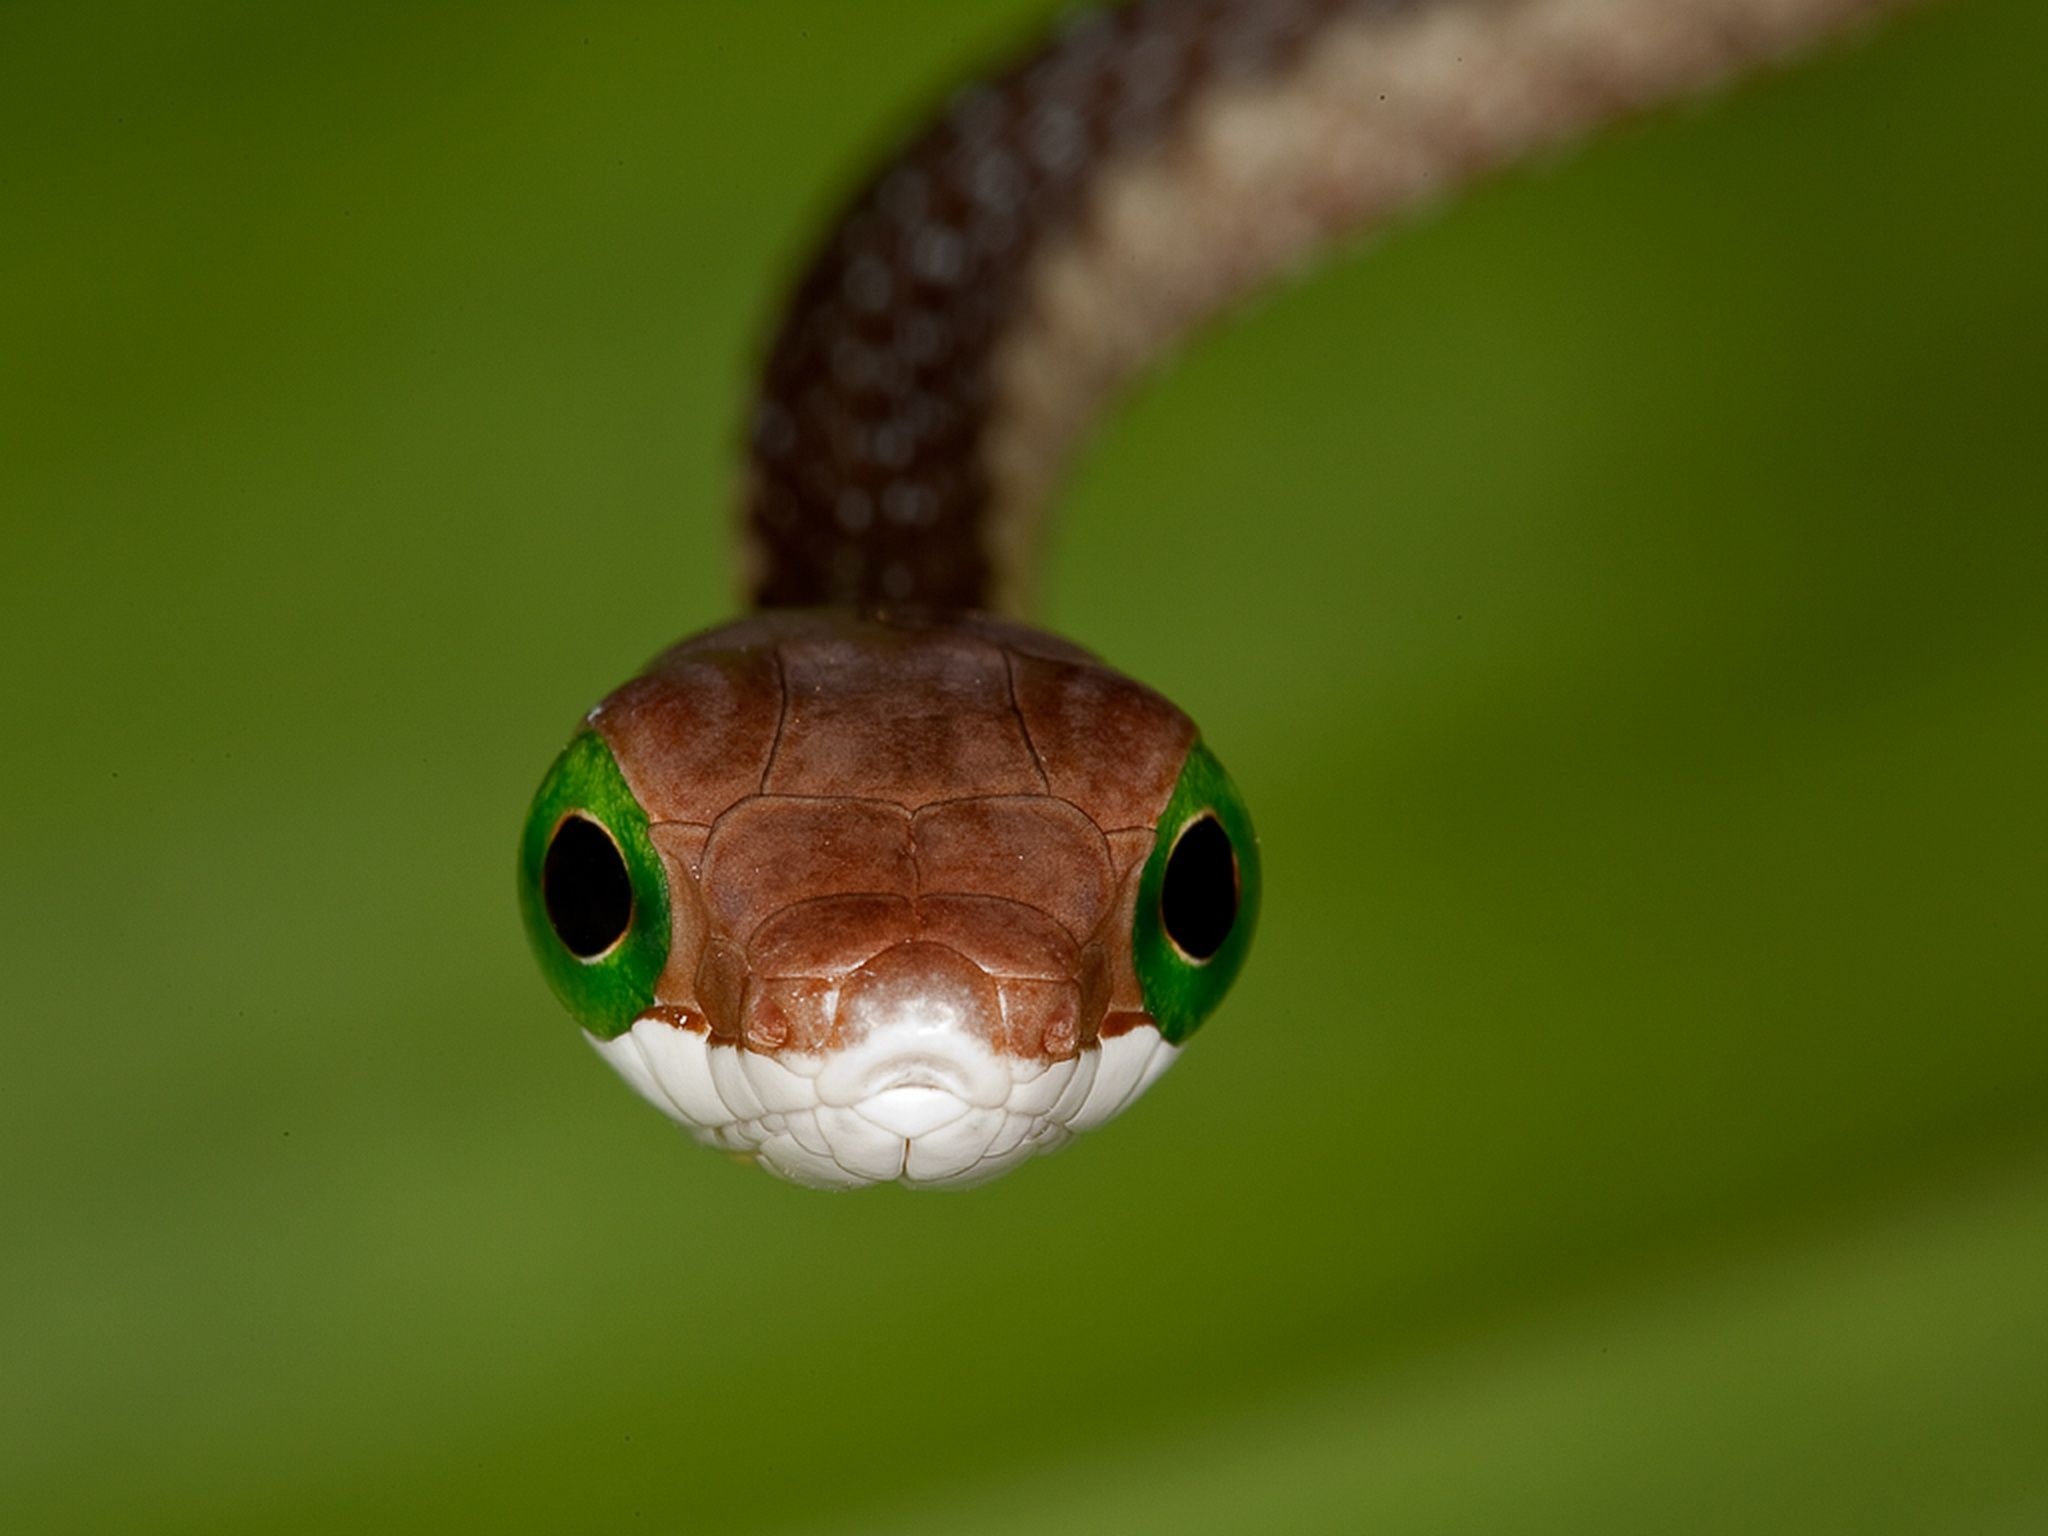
[856,1086,968,1138]
[588,1017,1178,1190]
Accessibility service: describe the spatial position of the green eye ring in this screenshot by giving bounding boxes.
[1132,741,1260,1044]
[517,730,670,1040]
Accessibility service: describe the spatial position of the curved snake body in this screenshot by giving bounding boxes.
[520,0,1920,1188]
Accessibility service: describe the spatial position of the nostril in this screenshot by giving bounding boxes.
[740,974,835,1052]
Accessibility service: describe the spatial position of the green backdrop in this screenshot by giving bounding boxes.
[4,3,2043,1532]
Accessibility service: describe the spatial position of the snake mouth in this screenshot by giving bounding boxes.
[591,1015,1179,1189]
[813,1023,1012,1111]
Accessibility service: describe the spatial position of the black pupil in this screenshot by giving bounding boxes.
[1160,814,1237,962]
[543,815,634,959]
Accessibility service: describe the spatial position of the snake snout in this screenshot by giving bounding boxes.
[813,941,1011,1109]
[835,940,1001,1048]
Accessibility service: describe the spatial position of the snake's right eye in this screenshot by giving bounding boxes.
[518,731,671,1040]
[543,815,634,959]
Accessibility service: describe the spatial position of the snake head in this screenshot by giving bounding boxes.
[518,611,1257,1188]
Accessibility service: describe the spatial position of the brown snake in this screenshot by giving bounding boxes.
[518,0,1924,1188]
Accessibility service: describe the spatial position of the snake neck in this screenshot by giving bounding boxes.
[740,0,1919,617]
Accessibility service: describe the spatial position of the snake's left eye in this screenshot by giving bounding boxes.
[1160,813,1238,962]
[518,731,671,1040]
[1131,741,1260,1043]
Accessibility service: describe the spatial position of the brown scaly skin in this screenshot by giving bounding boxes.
[744,0,1924,613]
[590,611,1193,1062]
[746,0,1357,610]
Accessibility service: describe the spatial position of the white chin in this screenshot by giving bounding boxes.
[588,1018,1178,1189]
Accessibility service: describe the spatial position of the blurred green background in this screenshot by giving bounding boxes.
[4,2,2044,1531]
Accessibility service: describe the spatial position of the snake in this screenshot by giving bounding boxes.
[517,0,1920,1189]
